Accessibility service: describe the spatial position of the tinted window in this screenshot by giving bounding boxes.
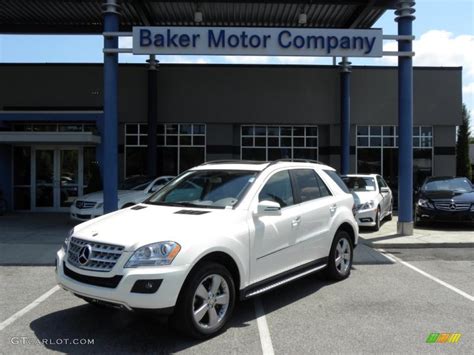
[376,176,386,190]
[324,170,350,193]
[343,176,376,192]
[259,170,294,207]
[422,177,473,192]
[293,169,331,203]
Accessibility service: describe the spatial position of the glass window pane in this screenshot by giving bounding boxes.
[179,147,205,173]
[14,187,30,210]
[268,137,279,147]
[242,148,266,161]
[293,149,317,160]
[268,148,290,160]
[193,136,205,146]
[157,147,178,176]
[83,147,100,194]
[357,137,369,147]
[157,124,165,135]
[141,135,148,146]
[370,126,381,136]
[193,124,205,135]
[357,126,369,136]
[382,148,398,189]
[180,124,192,134]
[125,147,147,177]
[126,136,138,146]
[180,136,192,146]
[140,124,148,134]
[383,126,394,136]
[241,126,254,136]
[166,136,178,146]
[306,126,318,137]
[383,137,394,147]
[370,137,381,147]
[255,126,266,136]
[413,137,420,147]
[242,137,253,146]
[293,127,304,137]
[281,138,292,147]
[293,137,304,147]
[166,124,178,135]
[357,148,381,174]
[413,127,420,136]
[268,126,279,136]
[33,124,57,132]
[414,149,433,188]
[59,125,82,132]
[255,137,266,147]
[421,137,432,147]
[306,137,318,147]
[13,147,31,185]
[280,127,292,136]
[126,124,138,134]
[421,127,432,137]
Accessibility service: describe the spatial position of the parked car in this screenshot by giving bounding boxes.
[415,176,474,225]
[342,174,393,231]
[70,175,174,221]
[57,160,358,338]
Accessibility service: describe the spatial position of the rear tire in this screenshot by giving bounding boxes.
[172,262,236,339]
[324,230,353,281]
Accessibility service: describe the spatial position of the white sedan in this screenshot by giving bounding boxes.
[342,174,393,230]
[70,175,174,221]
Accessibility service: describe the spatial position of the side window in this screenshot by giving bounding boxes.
[376,176,386,190]
[292,169,332,203]
[323,170,350,194]
[259,170,294,208]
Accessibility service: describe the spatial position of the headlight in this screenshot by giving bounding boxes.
[418,198,434,209]
[470,204,474,212]
[96,202,103,209]
[63,228,74,252]
[358,200,375,210]
[125,242,181,268]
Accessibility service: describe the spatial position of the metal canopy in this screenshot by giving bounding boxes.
[1,0,396,34]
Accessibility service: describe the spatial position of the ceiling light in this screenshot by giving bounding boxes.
[194,11,203,23]
[298,12,307,25]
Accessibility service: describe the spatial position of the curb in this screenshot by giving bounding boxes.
[360,240,474,249]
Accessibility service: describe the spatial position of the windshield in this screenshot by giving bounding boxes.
[119,176,153,191]
[146,170,258,209]
[422,177,473,192]
[342,176,377,192]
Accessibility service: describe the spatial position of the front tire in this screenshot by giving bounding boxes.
[172,262,236,339]
[324,230,353,281]
[373,207,381,231]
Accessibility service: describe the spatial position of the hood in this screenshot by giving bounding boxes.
[78,190,144,202]
[420,190,474,202]
[72,204,247,251]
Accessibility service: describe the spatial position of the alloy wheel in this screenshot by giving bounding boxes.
[192,274,230,331]
[335,238,351,275]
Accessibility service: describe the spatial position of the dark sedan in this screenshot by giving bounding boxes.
[415,176,474,225]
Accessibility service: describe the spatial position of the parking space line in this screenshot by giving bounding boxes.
[0,285,60,331]
[254,298,275,355]
[378,249,474,302]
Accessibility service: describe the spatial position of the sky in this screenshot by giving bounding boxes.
[0,0,473,129]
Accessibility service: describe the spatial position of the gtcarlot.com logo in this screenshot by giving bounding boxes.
[426,333,462,344]
[10,337,95,346]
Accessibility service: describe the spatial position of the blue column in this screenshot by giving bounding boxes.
[147,55,158,177]
[339,58,351,175]
[396,0,416,235]
[103,0,120,213]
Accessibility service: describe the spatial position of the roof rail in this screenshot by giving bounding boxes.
[267,158,324,166]
[199,160,269,166]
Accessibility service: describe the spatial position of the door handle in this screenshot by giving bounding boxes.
[329,204,337,213]
[291,217,301,227]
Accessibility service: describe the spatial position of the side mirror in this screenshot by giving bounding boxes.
[149,184,162,193]
[380,187,390,193]
[256,200,281,215]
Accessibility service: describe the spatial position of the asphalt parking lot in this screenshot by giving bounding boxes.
[0,214,473,354]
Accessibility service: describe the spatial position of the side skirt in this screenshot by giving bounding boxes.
[240,257,328,300]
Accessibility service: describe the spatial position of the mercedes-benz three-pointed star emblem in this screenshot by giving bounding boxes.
[78,244,92,265]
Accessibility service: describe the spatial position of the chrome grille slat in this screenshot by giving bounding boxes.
[67,237,124,272]
[434,202,471,211]
[75,200,97,209]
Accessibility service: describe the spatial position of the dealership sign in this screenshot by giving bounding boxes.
[132,27,383,57]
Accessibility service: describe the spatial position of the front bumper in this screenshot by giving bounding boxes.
[416,206,474,222]
[56,248,189,310]
[355,207,377,227]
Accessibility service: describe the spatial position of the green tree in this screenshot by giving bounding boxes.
[456,104,472,179]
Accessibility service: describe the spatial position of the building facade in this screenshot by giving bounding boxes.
[0,63,462,212]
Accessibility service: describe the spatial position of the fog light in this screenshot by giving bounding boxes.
[131,279,162,294]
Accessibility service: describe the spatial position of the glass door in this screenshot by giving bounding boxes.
[33,147,82,211]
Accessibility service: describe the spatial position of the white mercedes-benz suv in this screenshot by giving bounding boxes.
[56,160,358,338]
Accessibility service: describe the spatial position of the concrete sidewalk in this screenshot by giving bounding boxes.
[359,216,474,248]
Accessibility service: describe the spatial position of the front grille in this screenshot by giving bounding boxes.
[67,237,124,272]
[434,202,471,211]
[64,263,122,288]
[75,200,97,209]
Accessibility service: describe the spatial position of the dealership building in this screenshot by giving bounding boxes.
[0,0,463,234]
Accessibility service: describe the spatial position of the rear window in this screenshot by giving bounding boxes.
[323,170,350,194]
